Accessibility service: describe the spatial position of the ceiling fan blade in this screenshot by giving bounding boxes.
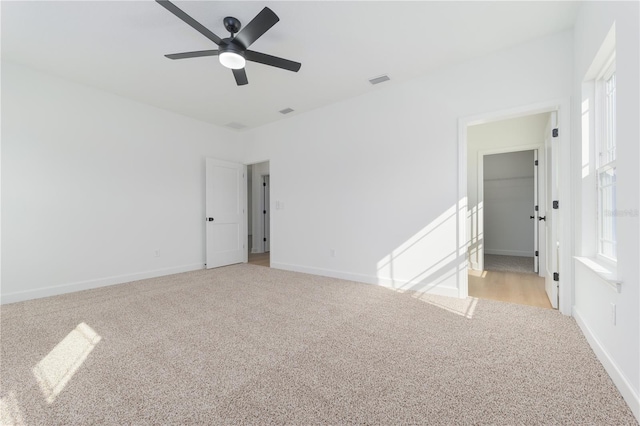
[232,68,249,86]
[165,50,219,60]
[245,50,301,72]
[232,7,279,49]
[156,0,222,46]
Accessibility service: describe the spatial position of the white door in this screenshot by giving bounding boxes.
[205,158,246,269]
[537,148,547,278]
[544,113,560,308]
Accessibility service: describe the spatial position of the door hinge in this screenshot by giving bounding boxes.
[552,128,559,137]
[535,205,538,211]
[263,238,267,242]
[553,272,559,281]
[263,182,266,187]
[535,251,539,257]
[553,200,559,209]
[263,210,266,214]
[534,160,538,166]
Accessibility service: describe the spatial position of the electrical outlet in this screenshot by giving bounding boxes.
[610,303,616,325]
[154,249,160,258]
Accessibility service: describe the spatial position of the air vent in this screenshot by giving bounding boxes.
[368,74,390,85]
[225,122,247,130]
[279,107,295,115]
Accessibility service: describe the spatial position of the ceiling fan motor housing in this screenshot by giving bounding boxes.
[223,16,241,35]
[220,38,245,56]
[218,38,246,69]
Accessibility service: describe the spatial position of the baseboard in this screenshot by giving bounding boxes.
[271,262,460,298]
[573,306,640,422]
[484,249,534,257]
[1,263,205,305]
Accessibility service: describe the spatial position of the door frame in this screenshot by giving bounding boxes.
[457,98,572,315]
[476,146,544,274]
[246,160,271,257]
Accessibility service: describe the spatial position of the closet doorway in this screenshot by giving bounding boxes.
[247,161,270,267]
[482,150,538,274]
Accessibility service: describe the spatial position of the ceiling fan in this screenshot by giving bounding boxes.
[156,0,301,86]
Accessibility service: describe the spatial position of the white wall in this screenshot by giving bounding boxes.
[1,61,243,303]
[571,1,640,419]
[467,114,548,269]
[243,31,572,297]
[483,151,535,257]
[483,151,535,181]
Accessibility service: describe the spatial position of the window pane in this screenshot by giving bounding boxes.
[603,72,616,164]
[598,167,617,259]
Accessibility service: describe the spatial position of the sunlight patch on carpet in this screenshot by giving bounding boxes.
[412,293,479,319]
[32,322,101,404]
[0,391,26,425]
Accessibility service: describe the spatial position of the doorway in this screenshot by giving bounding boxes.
[247,161,270,267]
[479,149,549,307]
[482,149,539,275]
[460,103,569,311]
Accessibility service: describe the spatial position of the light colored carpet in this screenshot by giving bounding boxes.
[485,254,536,274]
[1,264,636,425]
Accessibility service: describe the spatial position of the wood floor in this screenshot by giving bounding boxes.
[468,269,552,309]
[248,252,270,267]
[247,251,550,308]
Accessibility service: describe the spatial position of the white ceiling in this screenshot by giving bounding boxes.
[1,1,580,130]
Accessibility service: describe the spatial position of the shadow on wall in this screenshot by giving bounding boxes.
[375,201,469,298]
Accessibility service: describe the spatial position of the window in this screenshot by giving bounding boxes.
[596,56,616,261]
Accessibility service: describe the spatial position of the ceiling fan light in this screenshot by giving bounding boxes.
[219,51,246,69]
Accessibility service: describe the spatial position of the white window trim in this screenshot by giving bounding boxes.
[595,54,617,264]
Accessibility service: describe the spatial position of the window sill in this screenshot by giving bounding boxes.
[574,256,622,293]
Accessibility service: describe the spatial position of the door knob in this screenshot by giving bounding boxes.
[539,216,546,221]
[530,216,535,219]
[207,217,214,222]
